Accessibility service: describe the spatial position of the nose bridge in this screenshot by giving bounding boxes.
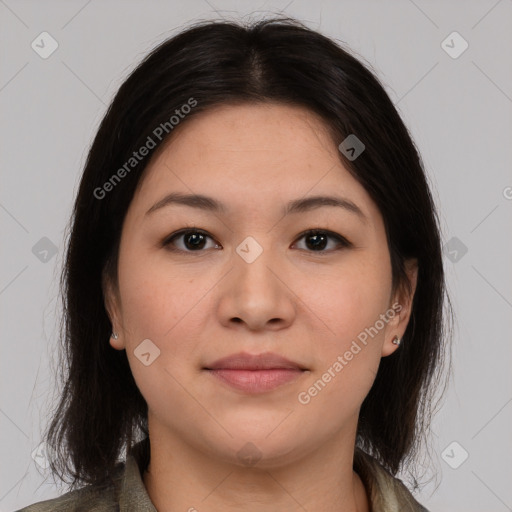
[217,232,294,330]
[233,233,280,290]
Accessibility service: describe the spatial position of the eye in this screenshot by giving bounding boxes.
[293,229,352,252]
[163,228,220,252]
[163,228,351,254]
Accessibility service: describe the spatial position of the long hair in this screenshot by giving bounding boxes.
[45,16,451,489]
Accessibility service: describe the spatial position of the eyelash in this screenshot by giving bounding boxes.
[162,227,352,254]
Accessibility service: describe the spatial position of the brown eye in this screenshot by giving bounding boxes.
[163,228,351,254]
[163,229,220,252]
[293,229,351,252]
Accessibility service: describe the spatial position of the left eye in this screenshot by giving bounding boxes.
[163,228,351,253]
[293,229,351,252]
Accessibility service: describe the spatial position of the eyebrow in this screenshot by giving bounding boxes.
[145,192,367,223]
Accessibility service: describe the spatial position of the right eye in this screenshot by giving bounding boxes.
[162,228,221,253]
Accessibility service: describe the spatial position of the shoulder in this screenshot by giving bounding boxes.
[354,448,430,512]
[15,472,121,512]
[16,444,155,512]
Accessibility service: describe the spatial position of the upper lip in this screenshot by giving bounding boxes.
[204,352,307,371]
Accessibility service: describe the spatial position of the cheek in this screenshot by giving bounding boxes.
[313,256,392,345]
[115,258,204,411]
[117,245,197,335]
[298,255,392,406]
[115,248,211,387]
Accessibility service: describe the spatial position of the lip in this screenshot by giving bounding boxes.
[204,352,307,371]
[203,352,308,394]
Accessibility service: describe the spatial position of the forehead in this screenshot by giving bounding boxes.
[129,103,380,226]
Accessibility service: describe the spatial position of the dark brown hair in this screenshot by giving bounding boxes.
[45,16,451,489]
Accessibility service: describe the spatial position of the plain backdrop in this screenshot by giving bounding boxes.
[1,1,511,511]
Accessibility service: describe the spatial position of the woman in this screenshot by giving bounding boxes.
[18,16,450,512]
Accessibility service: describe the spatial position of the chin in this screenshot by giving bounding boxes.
[207,428,312,470]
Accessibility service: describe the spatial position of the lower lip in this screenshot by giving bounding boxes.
[206,368,305,393]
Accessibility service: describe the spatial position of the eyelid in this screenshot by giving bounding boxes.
[293,228,352,249]
[162,227,218,252]
[162,227,352,253]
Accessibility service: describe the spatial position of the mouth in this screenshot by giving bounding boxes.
[203,352,308,394]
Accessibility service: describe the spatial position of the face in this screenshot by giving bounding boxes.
[104,103,416,468]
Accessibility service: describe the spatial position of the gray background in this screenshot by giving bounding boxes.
[1,0,511,510]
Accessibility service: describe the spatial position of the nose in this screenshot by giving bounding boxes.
[216,237,296,332]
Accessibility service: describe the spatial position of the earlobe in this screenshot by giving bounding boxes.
[110,330,125,350]
[102,269,125,350]
[381,335,401,357]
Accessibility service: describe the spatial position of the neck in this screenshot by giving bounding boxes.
[141,421,369,512]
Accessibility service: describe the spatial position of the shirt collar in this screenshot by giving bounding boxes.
[119,439,157,512]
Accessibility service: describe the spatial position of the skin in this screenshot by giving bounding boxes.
[104,103,418,512]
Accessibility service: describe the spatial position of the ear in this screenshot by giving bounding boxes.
[102,267,126,350]
[381,258,418,357]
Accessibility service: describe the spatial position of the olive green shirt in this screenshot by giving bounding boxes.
[17,441,429,511]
